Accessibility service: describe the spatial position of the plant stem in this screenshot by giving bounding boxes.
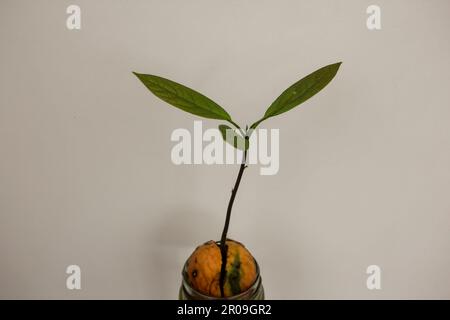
[228,120,246,138]
[219,140,248,297]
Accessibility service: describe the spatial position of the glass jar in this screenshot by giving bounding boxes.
[179,258,265,300]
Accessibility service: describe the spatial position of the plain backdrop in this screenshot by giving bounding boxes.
[1,0,449,299]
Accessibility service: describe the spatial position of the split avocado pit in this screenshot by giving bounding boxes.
[185,239,257,298]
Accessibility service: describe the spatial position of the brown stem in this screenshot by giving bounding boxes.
[219,143,248,297]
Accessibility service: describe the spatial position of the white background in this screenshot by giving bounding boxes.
[1,0,449,298]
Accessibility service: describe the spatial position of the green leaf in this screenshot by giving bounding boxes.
[133,72,232,121]
[219,125,249,151]
[250,62,342,129]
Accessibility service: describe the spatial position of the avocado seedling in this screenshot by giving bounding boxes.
[133,62,341,298]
